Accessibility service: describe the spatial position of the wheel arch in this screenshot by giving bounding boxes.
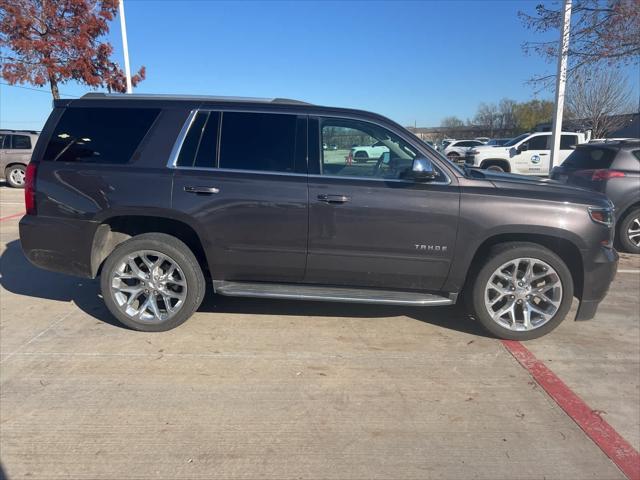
[464,232,584,300]
[91,214,210,279]
[480,159,511,172]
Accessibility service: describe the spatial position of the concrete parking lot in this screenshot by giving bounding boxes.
[1,183,639,479]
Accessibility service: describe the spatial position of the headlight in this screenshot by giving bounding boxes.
[469,149,479,155]
[588,206,614,227]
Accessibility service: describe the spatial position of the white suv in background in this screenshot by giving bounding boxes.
[442,139,485,162]
[464,131,590,175]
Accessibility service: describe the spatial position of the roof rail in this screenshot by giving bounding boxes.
[80,92,312,105]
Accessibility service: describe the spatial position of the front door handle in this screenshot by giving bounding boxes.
[317,194,350,204]
[184,186,220,194]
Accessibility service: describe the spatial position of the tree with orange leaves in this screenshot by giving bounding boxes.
[0,0,145,99]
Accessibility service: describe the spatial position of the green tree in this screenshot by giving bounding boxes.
[514,100,555,131]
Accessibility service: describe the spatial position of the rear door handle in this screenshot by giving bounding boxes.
[539,153,549,156]
[317,194,350,204]
[184,186,220,194]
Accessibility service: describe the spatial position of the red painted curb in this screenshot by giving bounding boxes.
[0,212,23,222]
[502,340,640,480]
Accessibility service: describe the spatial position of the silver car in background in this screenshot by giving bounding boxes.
[0,130,39,188]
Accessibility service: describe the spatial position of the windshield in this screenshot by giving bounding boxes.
[503,133,530,147]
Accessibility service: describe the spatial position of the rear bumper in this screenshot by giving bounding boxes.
[19,214,97,278]
[575,245,618,321]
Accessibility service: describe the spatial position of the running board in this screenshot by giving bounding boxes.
[212,281,454,306]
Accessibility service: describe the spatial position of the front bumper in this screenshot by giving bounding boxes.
[19,214,97,278]
[575,245,618,320]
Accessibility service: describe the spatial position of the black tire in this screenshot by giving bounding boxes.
[485,164,505,173]
[100,233,205,332]
[354,151,369,163]
[5,164,26,188]
[616,207,640,254]
[467,242,574,340]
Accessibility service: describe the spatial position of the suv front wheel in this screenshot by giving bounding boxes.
[100,233,206,331]
[468,242,574,340]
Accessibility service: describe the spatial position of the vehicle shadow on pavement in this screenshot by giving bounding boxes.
[0,240,488,337]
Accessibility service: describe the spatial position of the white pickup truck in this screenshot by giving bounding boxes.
[463,131,590,175]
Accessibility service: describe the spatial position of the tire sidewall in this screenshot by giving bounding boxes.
[100,234,205,332]
[6,165,26,188]
[470,244,574,340]
[617,208,640,254]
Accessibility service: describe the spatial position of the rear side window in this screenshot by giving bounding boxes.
[176,111,220,168]
[219,112,297,173]
[44,107,159,163]
[563,147,616,169]
[560,135,578,150]
[11,135,32,149]
[0,134,5,149]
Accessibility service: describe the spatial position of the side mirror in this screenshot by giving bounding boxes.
[411,157,438,182]
[518,143,529,152]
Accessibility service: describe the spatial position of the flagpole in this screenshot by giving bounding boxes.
[118,0,133,94]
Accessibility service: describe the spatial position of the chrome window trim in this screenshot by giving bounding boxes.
[167,108,451,186]
[167,110,198,168]
[308,174,451,186]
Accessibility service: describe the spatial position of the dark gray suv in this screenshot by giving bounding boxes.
[551,140,640,254]
[19,94,618,340]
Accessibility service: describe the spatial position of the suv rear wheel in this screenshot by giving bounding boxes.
[617,207,640,254]
[5,164,26,188]
[468,242,573,340]
[100,233,206,331]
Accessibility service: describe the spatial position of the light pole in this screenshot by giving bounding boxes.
[549,0,572,171]
[118,0,133,94]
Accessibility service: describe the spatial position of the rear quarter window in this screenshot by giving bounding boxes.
[43,107,160,163]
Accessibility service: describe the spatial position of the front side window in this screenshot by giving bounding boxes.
[44,107,160,163]
[219,112,298,173]
[320,117,437,180]
[0,134,5,149]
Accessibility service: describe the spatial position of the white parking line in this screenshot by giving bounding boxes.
[0,202,26,205]
[617,269,640,274]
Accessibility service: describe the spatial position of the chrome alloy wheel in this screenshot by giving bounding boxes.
[627,217,640,247]
[110,250,187,324]
[8,167,25,186]
[484,257,563,332]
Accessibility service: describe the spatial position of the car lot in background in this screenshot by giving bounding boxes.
[551,139,640,253]
[0,129,39,188]
[442,139,485,161]
[1,181,639,479]
[464,131,589,174]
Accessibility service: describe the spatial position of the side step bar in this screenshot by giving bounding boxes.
[213,281,454,306]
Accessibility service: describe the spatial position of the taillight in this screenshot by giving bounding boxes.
[25,163,37,215]
[578,169,626,181]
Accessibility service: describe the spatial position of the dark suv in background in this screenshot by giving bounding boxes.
[19,94,617,340]
[551,140,640,254]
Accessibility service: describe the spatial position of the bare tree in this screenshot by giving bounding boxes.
[519,0,640,87]
[440,116,464,128]
[498,98,518,131]
[566,68,635,138]
[474,103,500,136]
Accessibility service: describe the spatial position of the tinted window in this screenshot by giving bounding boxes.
[44,107,159,163]
[560,135,578,150]
[176,111,220,168]
[219,112,297,173]
[319,117,438,180]
[0,134,5,149]
[527,135,549,150]
[563,147,616,169]
[633,150,640,161]
[12,135,31,149]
